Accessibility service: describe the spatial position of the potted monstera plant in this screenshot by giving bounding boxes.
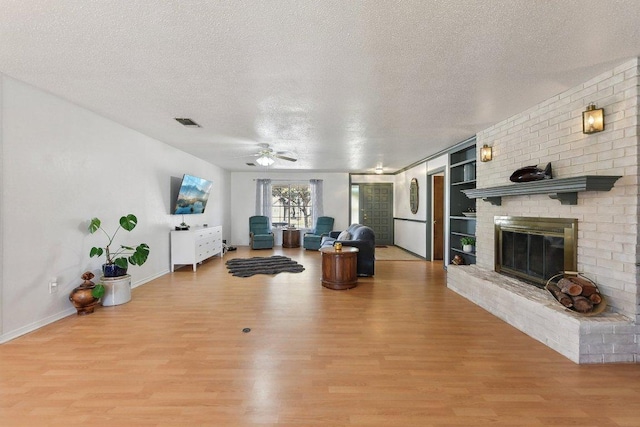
[89,214,150,277]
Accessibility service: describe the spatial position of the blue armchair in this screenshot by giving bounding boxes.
[249,216,274,249]
[303,216,335,250]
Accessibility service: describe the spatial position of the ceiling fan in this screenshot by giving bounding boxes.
[252,143,297,166]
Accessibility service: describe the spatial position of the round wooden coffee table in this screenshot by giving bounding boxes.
[319,246,359,290]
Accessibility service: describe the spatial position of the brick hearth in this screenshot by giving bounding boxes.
[447,265,636,363]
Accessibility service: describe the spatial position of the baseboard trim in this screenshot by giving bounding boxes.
[1,269,171,344]
[0,307,76,344]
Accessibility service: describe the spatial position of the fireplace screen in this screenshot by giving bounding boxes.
[495,217,577,287]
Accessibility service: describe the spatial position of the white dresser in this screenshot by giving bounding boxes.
[170,226,223,272]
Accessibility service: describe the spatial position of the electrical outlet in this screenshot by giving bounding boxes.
[49,277,58,294]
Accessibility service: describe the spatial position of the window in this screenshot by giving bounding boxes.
[271,183,313,228]
[350,184,360,224]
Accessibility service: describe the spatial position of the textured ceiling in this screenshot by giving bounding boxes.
[1,1,640,173]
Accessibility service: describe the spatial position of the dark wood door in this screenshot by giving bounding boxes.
[359,183,394,246]
[433,175,444,260]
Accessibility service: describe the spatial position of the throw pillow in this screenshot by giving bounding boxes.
[337,230,351,241]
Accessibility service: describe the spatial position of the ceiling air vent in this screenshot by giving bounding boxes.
[174,118,201,127]
[246,162,256,166]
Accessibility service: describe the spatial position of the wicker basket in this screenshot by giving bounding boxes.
[545,271,607,316]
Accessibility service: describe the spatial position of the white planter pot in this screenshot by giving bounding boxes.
[100,274,132,306]
[463,244,474,253]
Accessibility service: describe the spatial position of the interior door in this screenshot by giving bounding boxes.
[433,175,444,260]
[359,183,394,246]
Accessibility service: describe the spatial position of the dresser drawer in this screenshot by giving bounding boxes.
[171,226,223,272]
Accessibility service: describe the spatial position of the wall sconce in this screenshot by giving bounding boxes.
[480,144,493,162]
[375,165,383,174]
[582,103,604,134]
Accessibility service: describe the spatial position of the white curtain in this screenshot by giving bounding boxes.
[310,179,323,228]
[255,179,272,223]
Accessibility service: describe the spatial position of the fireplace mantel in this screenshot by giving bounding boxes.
[462,175,621,205]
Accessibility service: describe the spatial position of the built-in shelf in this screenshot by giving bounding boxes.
[451,248,476,256]
[448,137,477,266]
[462,175,622,206]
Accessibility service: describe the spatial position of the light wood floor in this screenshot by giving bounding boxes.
[1,247,639,426]
[375,245,423,261]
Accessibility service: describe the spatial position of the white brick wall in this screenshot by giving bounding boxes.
[447,58,640,363]
[475,58,639,320]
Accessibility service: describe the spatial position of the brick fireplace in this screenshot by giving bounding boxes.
[446,58,640,363]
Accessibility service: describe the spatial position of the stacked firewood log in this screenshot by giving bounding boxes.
[546,276,602,314]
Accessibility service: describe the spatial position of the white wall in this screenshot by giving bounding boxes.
[394,163,427,257]
[392,155,447,258]
[0,76,4,336]
[351,174,395,184]
[230,172,349,246]
[395,165,427,220]
[426,155,447,174]
[0,75,230,341]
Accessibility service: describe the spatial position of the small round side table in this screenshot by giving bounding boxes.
[319,246,359,290]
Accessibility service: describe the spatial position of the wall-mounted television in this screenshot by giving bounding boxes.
[173,174,213,214]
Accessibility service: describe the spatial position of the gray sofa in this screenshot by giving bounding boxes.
[320,224,375,276]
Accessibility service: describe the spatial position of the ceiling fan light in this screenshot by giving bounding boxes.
[256,155,274,166]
